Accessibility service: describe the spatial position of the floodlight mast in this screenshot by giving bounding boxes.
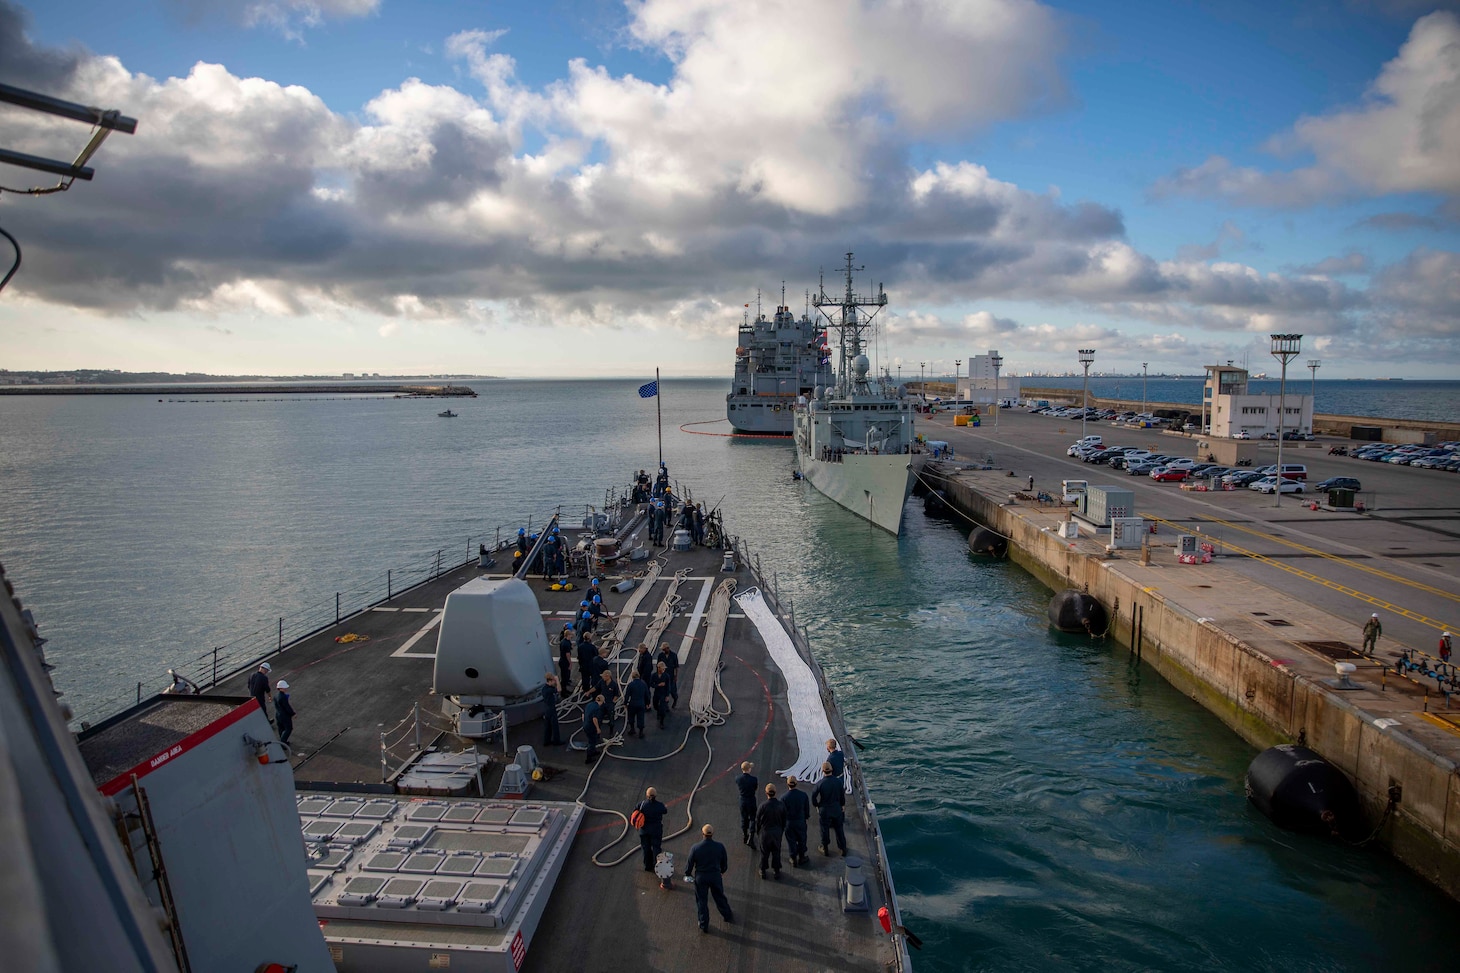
[1078,349,1096,441]
[1270,334,1302,508]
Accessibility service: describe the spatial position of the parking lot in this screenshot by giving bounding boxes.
[920,406,1460,659]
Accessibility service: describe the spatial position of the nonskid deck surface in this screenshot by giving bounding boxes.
[215,516,895,972]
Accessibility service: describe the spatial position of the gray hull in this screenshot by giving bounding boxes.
[796,449,914,534]
[728,400,794,435]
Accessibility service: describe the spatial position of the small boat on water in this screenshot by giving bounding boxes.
[438,409,458,417]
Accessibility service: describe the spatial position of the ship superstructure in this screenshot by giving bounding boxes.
[726,289,833,434]
[794,254,917,533]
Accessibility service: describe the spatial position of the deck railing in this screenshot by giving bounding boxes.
[72,514,561,729]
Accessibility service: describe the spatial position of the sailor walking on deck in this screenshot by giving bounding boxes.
[649,500,665,546]
[558,626,574,693]
[814,761,848,856]
[273,680,295,746]
[782,775,812,867]
[826,738,846,779]
[650,662,672,729]
[633,787,668,873]
[685,824,734,934]
[657,642,680,708]
[736,762,759,845]
[583,693,605,764]
[756,783,787,879]
[248,662,273,722]
[599,671,620,738]
[625,668,649,739]
[541,675,563,746]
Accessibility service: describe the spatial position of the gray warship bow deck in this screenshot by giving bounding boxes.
[177,512,910,971]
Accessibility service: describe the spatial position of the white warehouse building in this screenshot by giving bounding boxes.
[1202,364,1313,439]
[955,350,1021,407]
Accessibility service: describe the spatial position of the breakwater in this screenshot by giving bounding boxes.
[924,464,1460,901]
[0,383,478,397]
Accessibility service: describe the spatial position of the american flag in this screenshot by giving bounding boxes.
[637,380,658,398]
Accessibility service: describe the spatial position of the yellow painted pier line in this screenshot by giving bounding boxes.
[1190,511,1460,605]
[1141,512,1458,634]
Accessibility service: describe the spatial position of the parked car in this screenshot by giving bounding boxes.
[1224,470,1266,487]
[1313,476,1362,491]
[1232,431,1252,439]
[1250,477,1304,494]
[1151,468,1190,482]
[1128,461,1163,476]
[1410,454,1454,469]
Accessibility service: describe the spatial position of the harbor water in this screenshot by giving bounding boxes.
[1013,377,1460,424]
[0,378,1453,970]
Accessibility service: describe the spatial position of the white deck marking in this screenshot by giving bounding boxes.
[392,613,444,658]
[371,607,399,612]
[678,578,714,662]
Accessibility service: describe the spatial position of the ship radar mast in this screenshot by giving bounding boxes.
[812,252,887,398]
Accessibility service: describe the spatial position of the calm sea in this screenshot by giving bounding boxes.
[1016,377,1460,423]
[0,379,1452,971]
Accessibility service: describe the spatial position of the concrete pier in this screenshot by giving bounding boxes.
[918,408,1460,899]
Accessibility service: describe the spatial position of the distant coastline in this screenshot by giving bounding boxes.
[0,369,499,387]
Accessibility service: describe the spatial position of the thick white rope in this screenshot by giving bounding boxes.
[734,586,839,786]
[690,579,736,727]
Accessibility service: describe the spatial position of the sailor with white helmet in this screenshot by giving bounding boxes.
[273,680,296,747]
[1440,631,1453,664]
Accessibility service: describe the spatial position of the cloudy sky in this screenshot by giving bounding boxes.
[1,0,1457,378]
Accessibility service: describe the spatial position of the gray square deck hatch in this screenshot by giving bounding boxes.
[510,808,548,828]
[338,876,386,905]
[377,878,424,908]
[402,852,446,874]
[442,804,479,823]
[364,852,407,872]
[389,824,433,847]
[417,880,465,910]
[475,808,513,825]
[334,822,379,843]
[408,803,448,821]
[302,820,340,839]
[438,855,481,875]
[474,858,516,878]
[356,800,397,820]
[457,881,504,913]
[297,797,331,815]
[323,799,365,817]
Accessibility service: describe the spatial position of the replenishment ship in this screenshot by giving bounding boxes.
[726,290,833,435]
[794,254,918,534]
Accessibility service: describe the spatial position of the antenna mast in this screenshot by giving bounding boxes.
[812,252,887,398]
